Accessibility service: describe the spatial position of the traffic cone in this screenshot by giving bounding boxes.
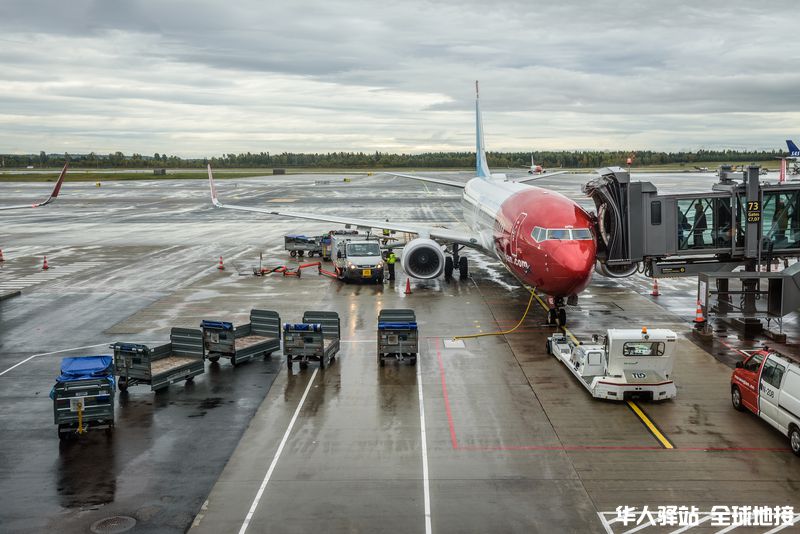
[651,277,660,296]
[693,299,705,324]
[404,278,412,295]
[0,249,4,262]
[42,256,49,270]
[217,256,225,270]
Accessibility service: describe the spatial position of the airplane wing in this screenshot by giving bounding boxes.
[207,166,479,247]
[384,172,467,189]
[0,163,68,211]
[511,170,569,183]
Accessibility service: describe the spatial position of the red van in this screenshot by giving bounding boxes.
[731,349,800,455]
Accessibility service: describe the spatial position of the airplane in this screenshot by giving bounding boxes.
[693,166,709,172]
[787,140,800,159]
[0,163,68,211]
[207,82,596,325]
[522,154,544,174]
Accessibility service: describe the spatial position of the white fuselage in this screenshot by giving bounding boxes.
[460,178,530,255]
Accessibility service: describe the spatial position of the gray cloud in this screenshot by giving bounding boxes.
[0,0,798,156]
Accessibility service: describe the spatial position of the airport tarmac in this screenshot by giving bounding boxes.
[2,171,800,533]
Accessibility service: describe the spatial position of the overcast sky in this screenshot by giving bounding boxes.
[1,0,798,157]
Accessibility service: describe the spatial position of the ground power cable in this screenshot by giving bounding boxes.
[453,289,536,340]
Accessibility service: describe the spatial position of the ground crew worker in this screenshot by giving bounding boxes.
[382,220,391,244]
[386,248,397,281]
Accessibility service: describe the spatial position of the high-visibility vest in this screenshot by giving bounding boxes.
[383,228,391,236]
[387,253,397,264]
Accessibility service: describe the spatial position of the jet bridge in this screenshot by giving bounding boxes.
[585,165,800,333]
[584,165,800,277]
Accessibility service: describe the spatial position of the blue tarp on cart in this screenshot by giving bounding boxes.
[57,356,114,382]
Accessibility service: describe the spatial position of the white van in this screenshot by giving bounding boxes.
[731,350,800,455]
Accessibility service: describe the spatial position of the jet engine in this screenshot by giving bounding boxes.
[595,261,639,278]
[400,238,445,279]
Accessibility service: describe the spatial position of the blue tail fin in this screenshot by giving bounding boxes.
[475,81,491,179]
[788,140,800,157]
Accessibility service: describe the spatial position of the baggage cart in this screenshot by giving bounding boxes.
[377,309,419,366]
[201,309,281,366]
[284,311,340,369]
[51,356,115,440]
[284,234,323,258]
[112,328,204,392]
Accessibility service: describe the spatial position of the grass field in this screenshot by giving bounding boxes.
[0,161,783,182]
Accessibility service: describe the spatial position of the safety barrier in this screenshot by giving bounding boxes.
[253,261,339,279]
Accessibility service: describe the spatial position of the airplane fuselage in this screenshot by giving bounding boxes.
[461,179,596,297]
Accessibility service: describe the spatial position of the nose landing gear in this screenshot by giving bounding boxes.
[547,297,567,326]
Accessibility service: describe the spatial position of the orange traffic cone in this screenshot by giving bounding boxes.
[651,278,660,297]
[42,256,49,270]
[693,299,705,324]
[0,249,4,262]
[217,256,225,270]
[404,278,412,295]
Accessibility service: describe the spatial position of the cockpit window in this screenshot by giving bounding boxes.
[546,229,570,240]
[531,227,593,242]
[571,228,593,240]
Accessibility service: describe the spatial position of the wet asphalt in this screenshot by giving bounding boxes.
[3,171,800,533]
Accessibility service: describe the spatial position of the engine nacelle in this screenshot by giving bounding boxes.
[400,238,445,279]
[595,261,638,278]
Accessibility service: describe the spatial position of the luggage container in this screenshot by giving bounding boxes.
[201,309,281,366]
[112,328,204,392]
[51,356,115,440]
[284,234,323,258]
[283,311,340,369]
[377,309,419,366]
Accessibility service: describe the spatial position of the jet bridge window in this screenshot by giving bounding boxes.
[677,199,716,250]
[622,341,665,357]
[651,201,662,225]
[763,191,800,249]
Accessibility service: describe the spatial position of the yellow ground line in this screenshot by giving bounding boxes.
[530,288,674,449]
[627,401,674,449]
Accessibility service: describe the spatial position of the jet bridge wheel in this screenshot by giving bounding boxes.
[458,256,468,280]
[444,257,454,281]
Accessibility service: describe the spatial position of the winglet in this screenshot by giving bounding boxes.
[35,162,68,207]
[475,80,491,179]
[207,164,222,207]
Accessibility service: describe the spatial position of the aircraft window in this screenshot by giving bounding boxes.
[530,227,543,242]
[571,229,593,240]
[547,229,570,240]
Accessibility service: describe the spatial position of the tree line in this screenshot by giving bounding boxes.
[0,149,786,169]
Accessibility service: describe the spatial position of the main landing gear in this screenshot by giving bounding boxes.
[444,245,468,282]
[547,297,568,326]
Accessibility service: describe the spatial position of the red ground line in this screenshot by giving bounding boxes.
[435,337,459,450]
[429,339,791,454]
[457,445,792,453]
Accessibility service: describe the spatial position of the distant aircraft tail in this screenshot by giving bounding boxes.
[475,81,491,179]
[787,139,800,157]
[530,154,535,168]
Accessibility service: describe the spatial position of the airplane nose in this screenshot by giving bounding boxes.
[544,241,596,295]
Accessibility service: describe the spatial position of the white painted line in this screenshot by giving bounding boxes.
[596,513,615,534]
[0,343,110,376]
[417,354,432,534]
[239,368,318,534]
[762,514,800,534]
[668,514,712,533]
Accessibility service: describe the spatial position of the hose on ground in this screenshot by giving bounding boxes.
[453,290,536,340]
